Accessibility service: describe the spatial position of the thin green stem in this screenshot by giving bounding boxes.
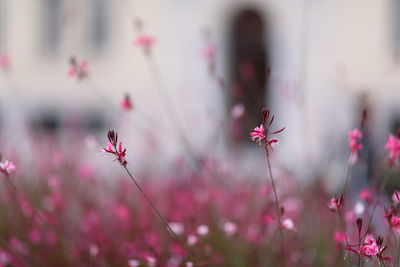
[122,166,195,263]
[265,150,284,266]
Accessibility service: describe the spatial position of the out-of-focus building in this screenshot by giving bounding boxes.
[0,0,399,174]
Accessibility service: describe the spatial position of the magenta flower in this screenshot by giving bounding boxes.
[68,57,88,80]
[329,195,342,212]
[120,94,133,111]
[101,130,128,166]
[333,231,346,245]
[358,235,379,257]
[392,190,400,204]
[133,35,155,54]
[359,188,372,203]
[385,134,400,167]
[0,160,16,176]
[250,109,285,150]
[201,44,216,59]
[0,53,10,70]
[348,128,363,164]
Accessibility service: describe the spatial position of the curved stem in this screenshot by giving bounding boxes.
[123,166,195,263]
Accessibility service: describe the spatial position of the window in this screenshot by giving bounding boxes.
[42,0,63,54]
[229,9,268,143]
[87,0,109,52]
[0,0,5,51]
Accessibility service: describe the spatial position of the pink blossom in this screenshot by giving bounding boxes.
[28,228,42,244]
[0,53,10,70]
[231,103,245,119]
[333,231,346,245]
[358,235,379,257]
[348,129,363,164]
[359,188,372,203]
[101,130,128,166]
[68,57,88,80]
[0,160,16,176]
[169,222,185,235]
[392,190,400,204]
[223,221,238,236]
[201,44,216,59]
[133,35,155,53]
[250,109,285,150]
[250,124,265,144]
[329,196,341,212]
[282,218,295,231]
[89,245,99,257]
[385,134,400,167]
[187,235,198,246]
[120,94,133,111]
[128,259,140,267]
[186,262,194,267]
[197,225,209,236]
[390,215,400,233]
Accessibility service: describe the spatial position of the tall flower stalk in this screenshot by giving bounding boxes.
[250,108,285,263]
[101,130,195,263]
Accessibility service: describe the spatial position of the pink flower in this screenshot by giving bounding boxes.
[282,218,295,231]
[348,129,363,164]
[133,35,155,53]
[329,195,342,212]
[0,53,10,70]
[390,215,400,233]
[120,94,133,111]
[0,160,16,176]
[201,44,216,59]
[101,130,128,166]
[386,134,400,167]
[250,109,285,150]
[250,124,265,143]
[68,57,88,80]
[223,221,238,236]
[197,225,209,236]
[231,103,245,119]
[358,235,379,257]
[392,190,400,204]
[359,188,372,203]
[333,231,346,245]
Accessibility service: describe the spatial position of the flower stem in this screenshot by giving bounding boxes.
[362,170,391,241]
[265,150,284,265]
[122,166,195,262]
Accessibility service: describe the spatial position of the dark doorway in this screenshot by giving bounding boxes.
[229,9,268,143]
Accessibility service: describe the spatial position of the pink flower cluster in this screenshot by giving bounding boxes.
[348,128,362,164]
[101,130,128,166]
[385,134,400,167]
[250,109,285,150]
[120,94,133,111]
[0,160,15,176]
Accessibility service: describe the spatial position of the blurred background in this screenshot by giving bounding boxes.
[0,0,399,182]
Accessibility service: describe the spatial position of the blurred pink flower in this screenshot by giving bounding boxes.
[28,228,42,244]
[187,235,198,246]
[120,94,133,111]
[223,221,237,236]
[201,44,216,59]
[333,231,346,245]
[169,222,185,235]
[68,57,88,80]
[0,160,15,176]
[359,188,372,203]
[186,262,194,267]
[128,259,140,267]
[0,53,10,70]
[282,218,295,231]
[329,195,341,212]
[231,103,245,119]
[133,35,155,53]
[390,215,400,233]
[392,190,400,204]
[385,134,400,167]
[348,129,362,164]
[197,225,209,236]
